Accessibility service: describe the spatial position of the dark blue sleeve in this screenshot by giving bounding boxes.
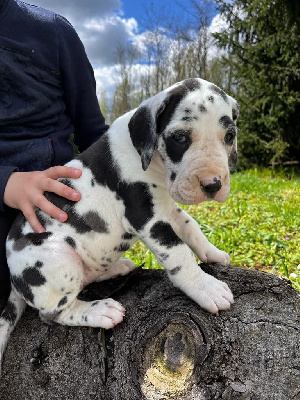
[0,166,18,212]
[56,15,109,153]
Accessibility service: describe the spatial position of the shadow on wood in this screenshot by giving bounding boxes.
[0,263,299,399]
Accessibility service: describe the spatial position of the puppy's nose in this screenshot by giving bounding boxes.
[200,176,222,197]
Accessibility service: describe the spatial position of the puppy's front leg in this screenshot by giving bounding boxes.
[142,219,233,314]
[170,205,230,265]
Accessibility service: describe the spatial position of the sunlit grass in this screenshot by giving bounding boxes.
[124,169,300,290]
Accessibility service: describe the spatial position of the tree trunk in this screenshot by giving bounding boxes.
[0,264,299,400]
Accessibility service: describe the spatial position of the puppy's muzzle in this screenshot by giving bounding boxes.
[200,176,222,198]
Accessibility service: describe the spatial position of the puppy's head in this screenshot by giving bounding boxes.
[128,78,239,204]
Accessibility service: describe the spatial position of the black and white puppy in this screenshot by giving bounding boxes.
[0,78,238,370]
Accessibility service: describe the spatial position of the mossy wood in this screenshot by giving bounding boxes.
[0,264,299,399]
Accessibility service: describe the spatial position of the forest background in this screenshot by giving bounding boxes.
[99,0,299,169]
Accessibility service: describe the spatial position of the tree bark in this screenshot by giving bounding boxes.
[0,263,299,400]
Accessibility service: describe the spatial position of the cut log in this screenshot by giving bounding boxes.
[0,263,299,400]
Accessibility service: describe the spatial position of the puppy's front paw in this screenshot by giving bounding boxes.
[191,271,234,314]
[200,244,230,266]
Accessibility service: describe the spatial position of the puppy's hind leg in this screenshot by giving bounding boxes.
[40,298,126,329]
[0,289,26,374]
[96,258,137,282]
[35,246,126,329]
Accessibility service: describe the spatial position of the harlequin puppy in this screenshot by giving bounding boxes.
[0,78,238,370]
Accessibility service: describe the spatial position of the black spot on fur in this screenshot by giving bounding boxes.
[114,242,131,252]
[122,232,135,240]
[150,221,183,248]
[57,296,68,308]
[91,178,95,187]
[183,78,201,91]
[7,212,26,242]
[176,207,182,213]
[23,268,46,286]
[11,275,34,303]
[182,115,198,122]
[13,232,53,252]
[219,115,234,129]
[169,266,182,275]
[198,104,207,113]
[170,172,177,181]
[65,236,76,248]
[159,253,169,261]
[35,261,43,268]
[1,301,17,325]
[209,85,229,103]
[79,135,154,232]
[229,150,238,170]
[208,95,214,103]
[83,211,109,233]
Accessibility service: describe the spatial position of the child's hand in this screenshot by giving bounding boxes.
[4,166,82,233]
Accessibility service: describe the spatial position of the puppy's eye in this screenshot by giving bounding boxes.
[224,128,236,145]
[171,130,190,144]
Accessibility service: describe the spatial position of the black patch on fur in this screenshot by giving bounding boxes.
[79,135,154,232]
[150,221,183,248]
[23,267,46,286]
[122,232,135,240]
[65,236,76,248]
[57,296,68,308]
[183,78,201,91]
[114,242,131,252]
[35,261,43,268]
[1,301,17,325]
[219,115,234,129]
[170,172,177,181]
[129,106,157,170]
[182,115,198,122]
[208,95,214,103]
[36,210,53,229]
[91,178,95,187]
[198,104,207,113]
[13,232,53,252]
[169,266,182,275]
[83,211,109,233]
[165,129,192,164]
[46,187,109,234]
[7,213,27,241]
[11,275,34,303]
[229,151,238,170]
[209,85,229,103]
[159,253,169,261]
[157,79,201,134]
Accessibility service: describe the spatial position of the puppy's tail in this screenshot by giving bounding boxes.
[0,289,26,375]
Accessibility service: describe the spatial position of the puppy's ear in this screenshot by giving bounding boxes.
[228,97,239,171]
[128,106,157,171]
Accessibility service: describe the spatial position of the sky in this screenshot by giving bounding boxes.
[28,0,222,100]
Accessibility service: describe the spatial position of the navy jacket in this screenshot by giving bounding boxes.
[0,0,109,211]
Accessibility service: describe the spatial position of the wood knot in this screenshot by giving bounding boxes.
[141,320,204,398]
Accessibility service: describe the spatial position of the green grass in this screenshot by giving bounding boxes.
[124,169,300,290]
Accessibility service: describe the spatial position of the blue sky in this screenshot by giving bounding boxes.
[29,0,221,98]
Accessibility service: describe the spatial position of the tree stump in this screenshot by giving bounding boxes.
[0,263,299,399]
